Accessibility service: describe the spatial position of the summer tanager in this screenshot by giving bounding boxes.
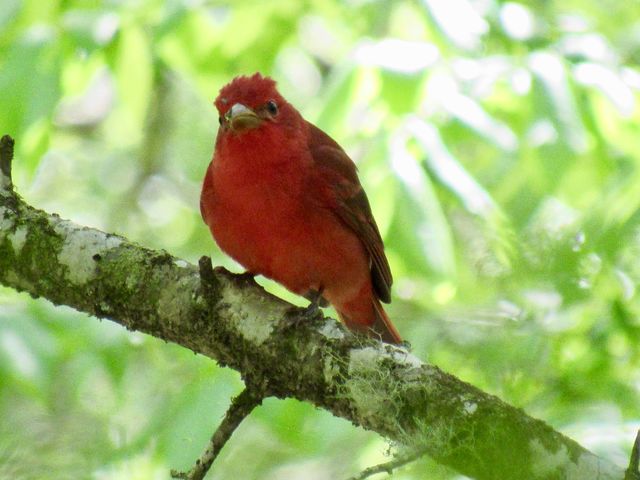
[200,73,402,344]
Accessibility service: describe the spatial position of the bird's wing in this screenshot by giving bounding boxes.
[306,121,393,303]
[200,162,214,224]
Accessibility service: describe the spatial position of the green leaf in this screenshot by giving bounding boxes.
[528,51,588,153]
[108,23,153,142]
[389,125,455,277]
[0,28,60,171]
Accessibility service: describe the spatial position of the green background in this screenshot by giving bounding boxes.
[1,0,640,478]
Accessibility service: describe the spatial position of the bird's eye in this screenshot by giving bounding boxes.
[266,100,278,116]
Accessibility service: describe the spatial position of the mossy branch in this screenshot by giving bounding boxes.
[0,135,626,480]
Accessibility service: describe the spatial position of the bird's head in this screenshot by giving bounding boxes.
[214,73,294,135]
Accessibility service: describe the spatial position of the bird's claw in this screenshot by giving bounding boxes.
[301,300,322,319]
[284,299,324,330]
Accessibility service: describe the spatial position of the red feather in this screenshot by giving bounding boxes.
[200,74,402,344]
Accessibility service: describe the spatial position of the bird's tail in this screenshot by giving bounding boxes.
[371,298,402,344]
[337,295,402,344]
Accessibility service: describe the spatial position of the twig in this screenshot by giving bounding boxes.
[0,134,14,187]
[625,430,640,480]
[346,449,425,480]
[170,388,263,480]
[198,255,217,294]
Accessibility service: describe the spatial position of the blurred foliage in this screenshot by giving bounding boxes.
[1,0,640,478]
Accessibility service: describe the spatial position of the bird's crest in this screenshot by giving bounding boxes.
[215,73,281,115]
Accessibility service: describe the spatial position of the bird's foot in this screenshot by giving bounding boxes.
[284,289,326,329]
[301,299,322,319]
[303,288,329,308]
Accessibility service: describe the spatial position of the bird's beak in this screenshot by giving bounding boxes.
[225,103,262,132]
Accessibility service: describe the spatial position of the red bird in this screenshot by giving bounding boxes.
[200,73,402,344]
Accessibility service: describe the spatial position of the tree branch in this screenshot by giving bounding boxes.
[0,135,626,479]
[0,134,13,186]
[171,387,264,480]
[345,448,425,480]
[625,430,640,480]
